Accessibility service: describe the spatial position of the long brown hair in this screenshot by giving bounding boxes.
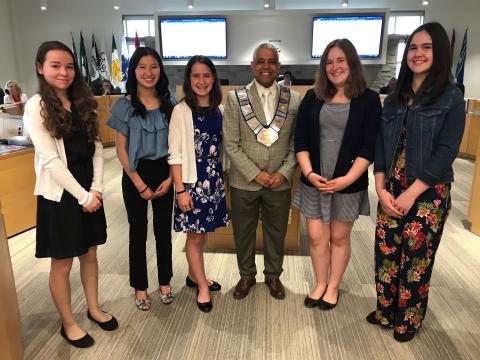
[183,55,222,111]
[35,41,98,141]
[314,38,366,101]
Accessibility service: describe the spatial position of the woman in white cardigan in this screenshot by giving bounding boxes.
[24,41,117,349]
[169,55,228,313]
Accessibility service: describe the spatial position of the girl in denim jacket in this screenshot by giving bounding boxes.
[367,22,465,342]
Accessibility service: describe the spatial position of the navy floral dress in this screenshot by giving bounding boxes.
[174,107,228,233]
[373,113,451,335]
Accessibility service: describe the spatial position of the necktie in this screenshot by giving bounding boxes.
[262,90,272,121]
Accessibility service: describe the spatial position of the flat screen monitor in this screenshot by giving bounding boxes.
[312,14,386,59]
[159,17,227,59]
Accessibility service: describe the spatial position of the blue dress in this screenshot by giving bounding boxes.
[174,107,228,233]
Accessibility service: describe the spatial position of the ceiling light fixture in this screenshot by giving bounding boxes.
[422,0,430,5]
[40,0,47,11]
[113,5,120,10]
[187,0,194,9]
[264,0,275,9]
[341,0,348,7]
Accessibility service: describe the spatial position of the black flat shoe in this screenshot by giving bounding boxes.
[318,292,339,311]
[394,329,416,342]
[196,289,213,313]
[87,311,119,331]
[60,325,94,348]
[366,311,394,329]
[304,296,323,308]
[186,276,221,291]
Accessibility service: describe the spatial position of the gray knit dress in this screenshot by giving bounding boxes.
[292,102,369,223]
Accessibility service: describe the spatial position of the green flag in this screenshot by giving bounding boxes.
[79,31,89,82]
[90,34,101,92]
[70,32,78,64]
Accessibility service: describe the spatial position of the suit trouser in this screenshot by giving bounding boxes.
[230,186,291,280]
[122,158,173,291]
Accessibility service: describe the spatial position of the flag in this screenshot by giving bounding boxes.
[111,33,122,88]
[120,36,129,92]
[455,28,468,85]
[98,39,110,81]
[79,31,89,82]
[70,32,78,64]
[450,28,455,58]
[134,31,140,48]
[90,34,101,90]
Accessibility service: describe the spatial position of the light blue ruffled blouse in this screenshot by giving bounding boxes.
[107,97,174,171]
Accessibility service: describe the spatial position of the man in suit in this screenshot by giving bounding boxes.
[223,43,300,300]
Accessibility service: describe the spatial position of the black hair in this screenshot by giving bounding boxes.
[126,46,173,121]
[391,22,453,105]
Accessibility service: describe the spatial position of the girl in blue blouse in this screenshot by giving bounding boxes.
[108,47,175,310]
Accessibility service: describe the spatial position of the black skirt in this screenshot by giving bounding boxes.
[35,109,107,259]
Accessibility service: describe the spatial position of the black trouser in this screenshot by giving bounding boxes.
[122,157,173,290]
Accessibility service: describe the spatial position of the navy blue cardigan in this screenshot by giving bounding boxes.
[294,88,382,193]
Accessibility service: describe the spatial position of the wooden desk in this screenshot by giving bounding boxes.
[0,201,23,359]
[459,98,480,159]
[467,141,480,235]
[0,149,36,237]
[207,169,301,251]
[95,95,122,146]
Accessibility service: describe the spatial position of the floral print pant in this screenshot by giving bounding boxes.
[374,183,451,334]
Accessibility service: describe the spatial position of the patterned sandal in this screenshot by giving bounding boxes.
[159,286,174,305]
[135,296,152,311]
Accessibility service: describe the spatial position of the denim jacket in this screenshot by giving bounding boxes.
[374,83,465,186]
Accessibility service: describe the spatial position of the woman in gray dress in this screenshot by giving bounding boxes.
[293,39,381,310]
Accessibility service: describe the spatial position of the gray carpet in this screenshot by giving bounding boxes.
[9,148,480,359]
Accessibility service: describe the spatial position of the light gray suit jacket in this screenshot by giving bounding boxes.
[222,81,300,191]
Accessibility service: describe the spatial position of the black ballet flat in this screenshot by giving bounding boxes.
[186,276,221,291]
[60,325,94,348]
[196,289,213,313]
[366,311,394,329]
[304,295,323,308]
[394,329,417,342]
[87,311,119,331]
[318,291,339,311]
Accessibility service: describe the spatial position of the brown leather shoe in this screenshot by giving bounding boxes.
[233,278,256,299]
[265,278,285,299]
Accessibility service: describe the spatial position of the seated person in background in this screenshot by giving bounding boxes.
[101,79,120,96]
[379,77,397,95]
[4,80,28,104]
[0,87,4,105]
[278,71,293,87]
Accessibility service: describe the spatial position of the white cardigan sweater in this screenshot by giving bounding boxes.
[23,94,104,206]
[168,100,224,184]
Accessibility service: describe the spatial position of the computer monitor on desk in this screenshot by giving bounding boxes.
[0,113,23,140]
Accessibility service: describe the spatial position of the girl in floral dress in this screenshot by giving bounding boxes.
[367,22,466,342]
[168,55,228,313]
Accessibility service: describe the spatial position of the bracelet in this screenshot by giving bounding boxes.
[306,170,314,181]
[139,185,148,194]
[176,189,186,195]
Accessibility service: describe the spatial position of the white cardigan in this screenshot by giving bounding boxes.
[168,101,225,184]
[23,94,104,206]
